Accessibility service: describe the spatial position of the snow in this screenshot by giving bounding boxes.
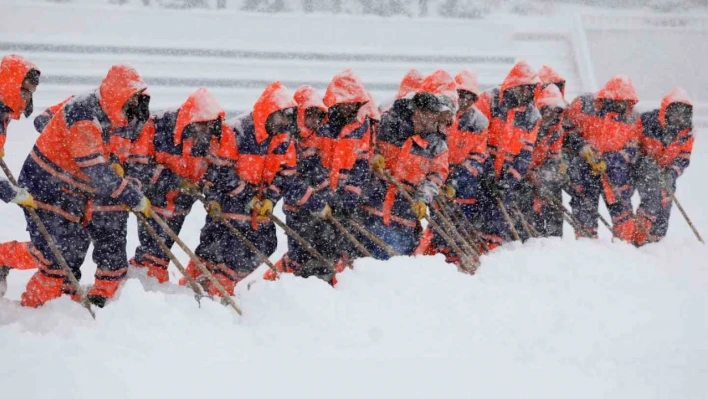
[188,88,224,121]
[1,238,708,398]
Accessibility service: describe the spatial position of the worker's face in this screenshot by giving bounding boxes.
[412,108,440,133]
[508,84,536,106]
[20,77,38,117]
[665,103,692,130]
[304,107,326,131]
[457,90,478,111]
[266,107,297,136]
[541,106,564,126]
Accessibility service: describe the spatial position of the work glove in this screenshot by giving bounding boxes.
[411,201,427,220]
[133,196,151,218]
[180,180,200,194]
[580,145,606,175]
[110,163,125,177]
[205,200,222,218]
[371,154,386,174]
[440,184,456,199]
[253,199,274,217]
[10,187,36,208]
[314,203,332,219]
[659,169,677,191]
[331,191,357,218]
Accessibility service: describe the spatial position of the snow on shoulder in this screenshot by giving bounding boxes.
[1,239,707,398]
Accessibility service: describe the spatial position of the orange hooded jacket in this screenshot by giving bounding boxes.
[564,75,641,155]
[639,87,694,175]
[26,65,146,221]
[0,55,40,151]
[316,69,372,194]
[477,61,540,180]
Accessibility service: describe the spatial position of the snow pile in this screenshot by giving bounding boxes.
[2,238,707,399]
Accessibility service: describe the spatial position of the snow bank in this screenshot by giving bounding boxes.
[2,238,707,399]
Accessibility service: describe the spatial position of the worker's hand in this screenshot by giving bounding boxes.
[11,188,36,208]
[111,163,125,177]
[314,203,332,219]
[371,154,386,174]
[180,180,199,194]
[253,199,274,217]
[133,196,151,218]
[589,160,607,175]
[440,184,455,199]
[205,201,222,218]
[411,201,427,220]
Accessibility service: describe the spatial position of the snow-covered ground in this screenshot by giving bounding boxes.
[2,3,708,398]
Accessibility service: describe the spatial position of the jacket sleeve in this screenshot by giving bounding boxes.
[501,123,537,191]
[670,128,694,178]
[336,133,371,209]
[0,178,17,203]
[204,125,242,201]
[562,100,588,154]
[68,120,143,208]
[414,140,449,204]
[125,119,159,188]
[264,138,325,212]
[34,97,71,134]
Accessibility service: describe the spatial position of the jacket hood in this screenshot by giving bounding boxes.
[397,69,425,99]
[454,70,481,96]
[500,61,540,99]
[323,69,370,107]
[0,54,39,120]
[659,86,692,127]
[294,85,326,138]
[538,65,565,85]
[420,69,459,111]
[253,81,297,144]
[596,75,639,103]
[174,88,226,145]
[98,65,148,128]
[536,84,567,110]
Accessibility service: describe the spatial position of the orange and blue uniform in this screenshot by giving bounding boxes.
[421,70,489,261]
[361,72,451,259]
[270,85,334,278]
[303,70,373,265]
[564,76,642,241]
[634,87,694,245]
[18,65,147,307]
[126,88,233,286]
[0,55,41,280]
[193,82,325,292]
[521,84,567,238]
[475,61,541,248]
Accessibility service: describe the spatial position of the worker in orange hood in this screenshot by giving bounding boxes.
[193,82,328,291]
[264,85,329,281]
[521,84,567,238]
[286,70,374,280]
[633,87,694,245]
[0,54,42,298]
[417,69,489,261]
[564,75,642,242]
[18,65,151,308]
[474,61,541,249]
[537,65,566,98]
[126,88,240,296]
[361,70,451,259]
